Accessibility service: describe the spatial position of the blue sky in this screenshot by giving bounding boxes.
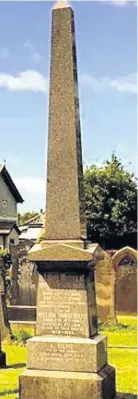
[0,0,137,212]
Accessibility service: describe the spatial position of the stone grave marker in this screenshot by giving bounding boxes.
[19,1,116,398]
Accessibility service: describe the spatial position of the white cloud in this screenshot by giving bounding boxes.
[0,47,9,60]
[98,0,136,5]
[14,176,45,194]
[73,0,136,4]
[0,70,48,92]
[80,73,137,94]
[0,69,136,95]
[24,41,43,63]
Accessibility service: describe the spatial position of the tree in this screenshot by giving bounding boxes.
[84,154,137,245]
[18,212,38,226]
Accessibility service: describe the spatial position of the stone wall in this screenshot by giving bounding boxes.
[10,240,37,306]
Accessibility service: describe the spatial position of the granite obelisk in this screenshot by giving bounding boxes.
[19,1,116,398]
[45,0,86,240]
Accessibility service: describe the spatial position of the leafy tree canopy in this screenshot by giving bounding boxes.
[84,154,137,242]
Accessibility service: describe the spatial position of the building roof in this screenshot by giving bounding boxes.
[0,221,20,235]
[0,164,24,203]
[19,212,45,227]
[19,226,42,241]
[19,212,45,240]
[27,212,45,226]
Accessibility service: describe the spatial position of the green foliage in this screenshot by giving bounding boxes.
[12,329,33,345]
[84,154,137,241]
[18,212,38,226]
[0,248,9,258]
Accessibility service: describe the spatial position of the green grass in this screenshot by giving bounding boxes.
[0,345,26,399]
[0,315,137,399]
[109,348,137,395]
[99,315,137,347]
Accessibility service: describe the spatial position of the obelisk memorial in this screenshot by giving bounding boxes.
[19,1,116,398]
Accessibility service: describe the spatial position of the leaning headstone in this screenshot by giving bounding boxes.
[19,1,116,398]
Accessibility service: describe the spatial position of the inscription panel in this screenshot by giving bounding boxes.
[36,272,89,337]
[27,337,107,372]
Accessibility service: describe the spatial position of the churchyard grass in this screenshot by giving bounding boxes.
[99,315,137,347]
[0,315,137,399]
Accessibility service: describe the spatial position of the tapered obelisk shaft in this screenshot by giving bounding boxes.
[45,2,86,240]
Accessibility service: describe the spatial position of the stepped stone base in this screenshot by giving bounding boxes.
[27,335,107,373]
[19,365,115,399]
[0,351,6,367]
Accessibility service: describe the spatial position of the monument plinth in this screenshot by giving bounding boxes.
[19,1,116,398]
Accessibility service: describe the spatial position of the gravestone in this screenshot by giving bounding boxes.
[10,240,36,306]
[113,247,137,315]
[95,251,116,323]
[19,1,116,398]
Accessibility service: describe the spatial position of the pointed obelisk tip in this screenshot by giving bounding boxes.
[53,0,70,9]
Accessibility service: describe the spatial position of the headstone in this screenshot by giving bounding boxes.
[95,251,116,323]
[10,240,36,306]
[19,1,116,398]
[113,247,137,315]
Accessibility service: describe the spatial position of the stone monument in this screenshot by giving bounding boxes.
[19,1,116,398]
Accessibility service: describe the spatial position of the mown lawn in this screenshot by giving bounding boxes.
[99,315,137,347]
[0,315,137,399]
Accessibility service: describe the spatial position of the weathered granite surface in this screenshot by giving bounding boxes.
[45,1,86,240]
[27,335,107,373]
[36,269,97,338]
[20,366,115,399]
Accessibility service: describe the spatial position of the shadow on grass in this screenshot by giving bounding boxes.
[117,393,137,398]
[99,323,136,332]
[0,389,18,396]
[0,390,136,399]
[6,362,26,369]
